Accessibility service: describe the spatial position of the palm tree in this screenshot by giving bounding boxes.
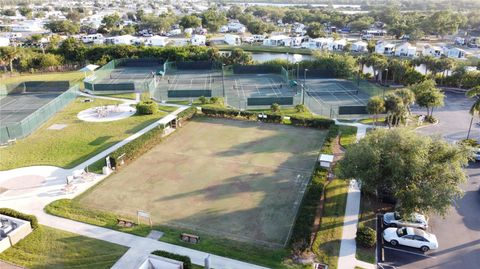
[466,86,480,116]
[466,86,480,139]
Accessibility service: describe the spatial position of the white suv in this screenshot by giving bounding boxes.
[383,227,438,252]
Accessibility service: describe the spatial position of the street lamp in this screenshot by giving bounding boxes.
[296,62,300,81]
[222,64,227,105]
[302,68,309,105]
[384,68,389,86]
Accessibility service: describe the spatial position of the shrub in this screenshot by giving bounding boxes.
[0,208,39,230]
[356,225,376,248]
[209,96,220,104]
[151,250,192,269]
[295,104,307,113]
[270,103,280,112]
[198,96,207,104]
[177,106,197,120]
[136,101,158,115]
[424,115,436,123]
[290,116,335,129]
[263,113,282,123]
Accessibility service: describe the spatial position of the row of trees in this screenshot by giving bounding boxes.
[367,79,445,127]
[34,4,478,42]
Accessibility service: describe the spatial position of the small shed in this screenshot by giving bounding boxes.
[318,154,334,168]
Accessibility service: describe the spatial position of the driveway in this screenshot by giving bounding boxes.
[413,91,480,143]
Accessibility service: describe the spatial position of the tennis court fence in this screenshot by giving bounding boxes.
[0,84,79,143]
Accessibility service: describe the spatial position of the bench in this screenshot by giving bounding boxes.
[180,233,200,244]
[117,218,135,228]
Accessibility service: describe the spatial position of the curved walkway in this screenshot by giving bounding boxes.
[0,103,268,269]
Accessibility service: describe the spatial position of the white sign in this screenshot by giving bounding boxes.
[137,211,150,218]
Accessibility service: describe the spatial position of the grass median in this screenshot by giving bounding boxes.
[0,225,127,269]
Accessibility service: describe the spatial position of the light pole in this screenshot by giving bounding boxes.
[296,62,300,81]
[302,68,309,105]
[384,68,389,86]
[222,64,227,105]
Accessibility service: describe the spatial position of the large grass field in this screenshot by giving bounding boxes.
[0,225,127,269]
[76,117,326,247]
[0,98,167,170]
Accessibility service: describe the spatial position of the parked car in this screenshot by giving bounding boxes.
[383,227,438,252]
[383,212,428,229]
[473,148,480,161]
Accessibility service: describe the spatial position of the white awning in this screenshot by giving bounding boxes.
[79,64,99,72]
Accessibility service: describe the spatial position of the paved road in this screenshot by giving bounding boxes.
[381,91,480,269]
[413,91,480,143]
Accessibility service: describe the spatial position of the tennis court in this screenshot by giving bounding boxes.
[153,70,223,100]
[301,78,370,117]
[224,74,296,108]
[84,59,162,93]
[0,81,78,143]
[1,92,63,124]
[78,117,326,247]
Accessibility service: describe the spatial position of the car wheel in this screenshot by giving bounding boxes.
[421,246,430,252]
[390,240,398,246]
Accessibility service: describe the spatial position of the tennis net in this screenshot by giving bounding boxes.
[110,72,154,79]
[234,84,285,91]
[306,89,358,96]
[167,78,216,84]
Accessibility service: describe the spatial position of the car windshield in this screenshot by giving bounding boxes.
[396,228,407,237]
[394,212,401,220]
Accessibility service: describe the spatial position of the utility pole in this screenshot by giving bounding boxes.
[302,69,308,105]
[222,64,227,105]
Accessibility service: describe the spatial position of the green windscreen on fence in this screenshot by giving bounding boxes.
[168,90,212,98]
[247,96,293,106]
[0,84,79,143]
[233,64,282,74]
[338,106,368,115]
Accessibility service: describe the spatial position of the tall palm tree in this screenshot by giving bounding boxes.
[466,86,480,139]
[466,86,480,116]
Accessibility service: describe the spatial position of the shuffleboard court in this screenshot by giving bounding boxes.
[78,117,326,247]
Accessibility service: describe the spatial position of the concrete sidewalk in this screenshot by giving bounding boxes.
[36,210,268,269]
[335,123,375,269]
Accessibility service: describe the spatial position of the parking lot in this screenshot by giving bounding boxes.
[379,90,480,269]
[378,162,480,269]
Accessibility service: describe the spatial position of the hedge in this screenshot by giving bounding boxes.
[201,106,283,123]
[136,101,158,115]
[356,225,376,248]
[290,116,335,129]
[151,250,192,269]
[0,208,39,230]
[288,124,339,249]
[177,106,197,120]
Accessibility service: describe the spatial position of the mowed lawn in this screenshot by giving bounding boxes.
[0,98,167,170]
[0,225,127,269]
[77,117,326,246]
